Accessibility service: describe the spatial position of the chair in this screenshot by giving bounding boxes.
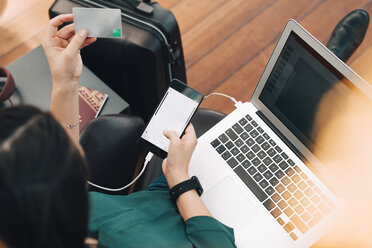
[80,108,226,194]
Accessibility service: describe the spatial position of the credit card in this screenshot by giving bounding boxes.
[73,7,122,38]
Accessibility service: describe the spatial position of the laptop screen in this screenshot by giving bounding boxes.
[258,31,372,164]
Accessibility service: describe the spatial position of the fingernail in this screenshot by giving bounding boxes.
[79,29,88,37]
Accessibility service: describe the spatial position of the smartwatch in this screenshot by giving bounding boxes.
[0,67,15,104]
[169,176,203,201]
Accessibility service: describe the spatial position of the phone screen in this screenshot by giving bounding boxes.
[141,80,203,158]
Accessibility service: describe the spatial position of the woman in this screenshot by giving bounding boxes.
[0,14,235,248]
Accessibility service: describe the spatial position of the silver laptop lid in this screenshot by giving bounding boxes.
[250,19,372,191]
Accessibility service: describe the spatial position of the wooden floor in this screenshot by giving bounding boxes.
[1,0,372,116]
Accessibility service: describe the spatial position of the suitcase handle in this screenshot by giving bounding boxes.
[121,0,153,15]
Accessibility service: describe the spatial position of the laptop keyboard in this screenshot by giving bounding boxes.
[210,114,336,241]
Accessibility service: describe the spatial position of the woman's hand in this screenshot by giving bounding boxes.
[162,124,197,188]
[42,14,96,86]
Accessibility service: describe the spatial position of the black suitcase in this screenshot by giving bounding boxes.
[49,0,186,121]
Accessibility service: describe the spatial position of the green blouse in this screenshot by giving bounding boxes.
[88,191,236,248]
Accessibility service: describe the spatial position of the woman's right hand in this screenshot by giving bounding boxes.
[42,14,96,87]
[162,124,197,188]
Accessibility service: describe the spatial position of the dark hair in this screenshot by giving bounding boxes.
[0,105,88,248]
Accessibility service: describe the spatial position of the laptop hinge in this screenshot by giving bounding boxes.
[256,110,307,162]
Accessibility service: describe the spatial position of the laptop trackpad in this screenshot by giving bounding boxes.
[201,177,259,230]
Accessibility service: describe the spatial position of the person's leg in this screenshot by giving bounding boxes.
[80,114,145,195]
[326,9,369,62]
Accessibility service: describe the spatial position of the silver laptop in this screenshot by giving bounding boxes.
[188,19,372,247]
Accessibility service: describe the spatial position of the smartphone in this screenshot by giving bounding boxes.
[141,79,204,158]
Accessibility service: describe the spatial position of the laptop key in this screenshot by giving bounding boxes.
[218,134,229,143]
[291,174,301,184]
[287,159,295,166]
[240,145,249,153]
[234,139,244,147]
[263,133,270,140]
[255,136,265,144]
[269,139,276,146]
[273,154,283,163]
[285,168,295,177]
[263,157,273,166]
[279,161,289,170]
[283,222,295,233]
[227,157,238,168]
[269,177,279,186]
[277,200,288,210]
[298,181,307,191]
[269,163,279,172]
[251,120,258,127]
[263,170,273,180]
[257,164,266,173]
[281,152,289,159]
[225,128,238,141]
[267,148,277,157]
[242,160,251,169]
[225,141,234,150]
[275,183,285,193]
[252,144,260,153]
[216,145,226,154]
[234,166,267,202]
[244,124,253,132]
[288,183,297,193]
[232,123,244,134]
[282,190,291,200]
[290,215,309,234]
[241,132,249,140]
[250,130,259,138]
[271,207,282,218]
[265,186,275,196]
[211,139,221,148]
[275,170,285,179]
[259,179,269,188]
[281,176,291,186]
[290,232,298,241]
[245,114,252,121]
[304,188,314,198]
[263,198,275,211]
[284,207,294,217]
[231,147,239,156]
[294,165,302,173]
[275,146,282,153]
[252,158,261,166]
[246,151,255,160]
[247,166,257,175]
[239,118,248,126]
[272,193,281,202]
[221,151,232,160]
[253,173,263,182]
[288,197,299,208]
[246,138,254,146]
[257,151,266,159]
[257,127,264,133]
[294,190,304,200]
[236,153,245,162]
[261,142,270,150]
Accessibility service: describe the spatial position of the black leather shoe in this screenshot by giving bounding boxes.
[326,9,369,62]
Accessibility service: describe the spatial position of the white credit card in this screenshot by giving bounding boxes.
[73,7,122,38]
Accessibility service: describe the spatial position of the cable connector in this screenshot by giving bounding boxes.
[87,152,154,192]
[204,92,242,109]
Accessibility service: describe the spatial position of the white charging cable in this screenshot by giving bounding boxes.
[204,92,243,108]
[87,152,154,192]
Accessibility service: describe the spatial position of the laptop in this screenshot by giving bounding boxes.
[188,19,372,247]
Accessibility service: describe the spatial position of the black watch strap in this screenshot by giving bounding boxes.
[169,176,203,201]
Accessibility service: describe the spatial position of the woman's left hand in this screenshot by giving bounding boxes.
[42,14,96,86]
